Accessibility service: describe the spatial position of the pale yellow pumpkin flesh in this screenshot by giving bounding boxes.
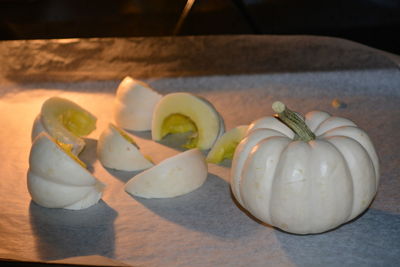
[58,109,96,137]
[161,114,199,149]
[206,125,248,164]
[55,140,87,169]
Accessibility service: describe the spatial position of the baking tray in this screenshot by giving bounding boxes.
[0,36,399,266]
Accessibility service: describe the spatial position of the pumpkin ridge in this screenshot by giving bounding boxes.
[310,115,331,136]
[305,111,331,132]
[269,141,311,233]
[306,141,316,232]
[247,116,295,138]
[324,136,376,220]
[232,128,290,206]
[321,126,379,183]
[318,138,355,223]
[314,117,357,136]
[267,137,290,226]
[268,140,288,229]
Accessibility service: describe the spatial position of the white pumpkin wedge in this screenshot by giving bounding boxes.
[231,101,379,234]
[152,92,225,150]
[97,123,153,171]
[28,133,105,210]
[206,125,248,164]
[114,76,162,131]
[31,97,97,155]
[125,149,208,199]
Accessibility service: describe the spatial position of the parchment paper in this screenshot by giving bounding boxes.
[0,36,399,267]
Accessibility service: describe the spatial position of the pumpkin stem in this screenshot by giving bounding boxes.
[272,101,315,142]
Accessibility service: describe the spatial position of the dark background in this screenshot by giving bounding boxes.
[0,0,399,54]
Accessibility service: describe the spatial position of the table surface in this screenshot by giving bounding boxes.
[0,35,399,267]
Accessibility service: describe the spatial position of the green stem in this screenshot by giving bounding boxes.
[272,101,315,142]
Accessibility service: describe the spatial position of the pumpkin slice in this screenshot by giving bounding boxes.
[97,123,154,171]
[125,149,208,198]
[28,132,105,210]
[152,92,224,150]
[206,125,248,164]
[31,97,97,155]
[114,76,162,131]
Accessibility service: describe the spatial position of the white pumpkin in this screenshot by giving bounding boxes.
[231,101,379,234]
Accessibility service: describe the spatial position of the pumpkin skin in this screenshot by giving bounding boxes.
[231,111,379,234]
